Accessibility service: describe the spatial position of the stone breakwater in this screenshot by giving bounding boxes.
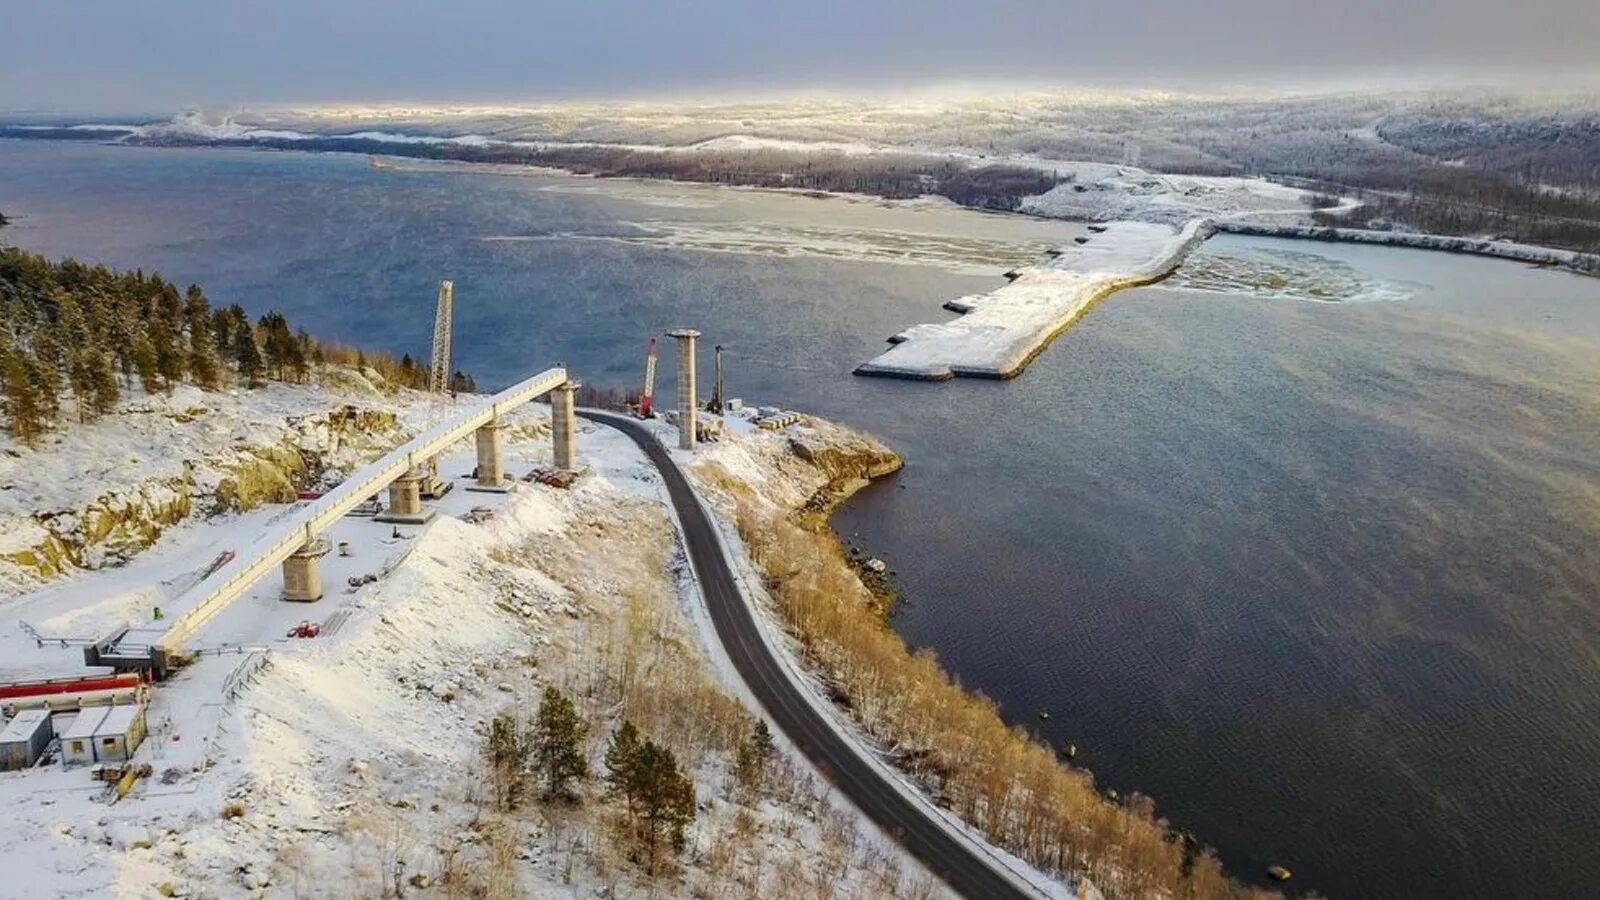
[1216,221,1600,274]
[855,218,1215,380]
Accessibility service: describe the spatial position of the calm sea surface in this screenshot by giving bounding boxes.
[5,140,1600,899]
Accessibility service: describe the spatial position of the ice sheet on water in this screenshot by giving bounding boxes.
[1161,245,1423,304]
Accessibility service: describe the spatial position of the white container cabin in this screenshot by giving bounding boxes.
[59,707,110,767]
[91,704,147,764]
[0,709,53,771]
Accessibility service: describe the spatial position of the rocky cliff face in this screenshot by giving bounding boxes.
[1,405,406,592]
[784,426,903,521]
[686,414,902,525]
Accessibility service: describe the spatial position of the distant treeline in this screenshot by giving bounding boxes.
[133,135,1063,212]
[0,247,470,445]
[135,124,1600,251]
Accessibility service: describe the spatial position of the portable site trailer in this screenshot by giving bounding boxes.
[60,707,110,767]
[0,709,52,771]
[91,704,147,764]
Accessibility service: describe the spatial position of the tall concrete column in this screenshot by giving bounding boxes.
[283,526,330,602]
[376,470,434,524]
[470,416,510,491]
[668,329,700,450]
[552,380,580,470]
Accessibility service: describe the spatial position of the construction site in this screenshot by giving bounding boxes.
[0,278,772,793]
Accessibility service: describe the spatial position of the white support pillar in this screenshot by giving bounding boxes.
[552,380,580,470]
[667,329,700,450]
[282,526,330,602]
[469,415,512,492]
[376,470,435,524]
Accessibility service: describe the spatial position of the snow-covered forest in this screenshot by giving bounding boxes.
[0,248,468,444]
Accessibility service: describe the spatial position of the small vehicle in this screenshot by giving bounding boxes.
[286,621,321,639]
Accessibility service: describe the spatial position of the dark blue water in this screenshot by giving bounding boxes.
[6,140,1600,899]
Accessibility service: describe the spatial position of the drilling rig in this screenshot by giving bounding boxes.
[706,344,725,415]
[636,336,658,418]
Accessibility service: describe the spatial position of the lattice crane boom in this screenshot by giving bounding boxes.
[429,280,453,394]
[639,336,659,417]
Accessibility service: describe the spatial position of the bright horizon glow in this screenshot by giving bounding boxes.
[2,1,1597,113]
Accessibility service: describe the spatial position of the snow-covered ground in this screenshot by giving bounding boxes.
[857,219,1215,380]
[0,372,434,597]
[0,386,961,898]
[1018,162,1312,226]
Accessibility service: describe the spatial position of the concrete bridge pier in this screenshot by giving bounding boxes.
[469,415,513,492]
[377,468,435,524]
[418,456,451,499]
[552,380,581,470]
[282,526,331,602]
[668,329,700,450]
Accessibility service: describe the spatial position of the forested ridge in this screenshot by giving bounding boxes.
[0,246,465,445]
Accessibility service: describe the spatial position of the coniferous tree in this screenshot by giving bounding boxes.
[131,333,160,394]
[1,341,45,446]
[631,740,695,864]
[26,333,61,422]
[232,304,265,385]
[734,719,775,793]
[485,712,530,810]
[604,720,643,811]
[86,350,119,417]
[184,285,221,389]
[296,328,320,375]
[151,282,186,388]
[210,306,234,358]
[56,294,96,422]
[533,686,589,801]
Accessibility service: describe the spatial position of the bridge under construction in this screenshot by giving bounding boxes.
[89,365,581,676]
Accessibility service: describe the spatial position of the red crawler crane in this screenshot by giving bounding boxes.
[637,336,659,418]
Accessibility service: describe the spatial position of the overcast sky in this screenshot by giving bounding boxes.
[4,0,1599,111]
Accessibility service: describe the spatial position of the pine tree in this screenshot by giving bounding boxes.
[257,311,303,381]
[25,334,61,422]
[296,328,319,376]
[151,282,186,388]
[604,720,643,811]
[232,306,265,387]
[631,740,695,864]
[184,285,221,389]
[56,294,96,422]
[533,687,589,800]
[131,333,160,394]
[734,719,775,794]
[1,342,45,445]
[86,350,119,417]
[210,306,234,358]
[485,712,530,810]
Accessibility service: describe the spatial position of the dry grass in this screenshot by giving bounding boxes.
[730,493,1277,900]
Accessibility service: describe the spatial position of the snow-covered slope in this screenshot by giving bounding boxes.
[0,373,424,596]
[0,394,956,899]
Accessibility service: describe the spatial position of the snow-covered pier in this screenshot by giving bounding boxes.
[855,218,1215,381]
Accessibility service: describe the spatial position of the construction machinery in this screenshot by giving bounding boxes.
[428,281,453,395]
[706,344,725,415]
[419,280,454,498]
[636,336,659,418]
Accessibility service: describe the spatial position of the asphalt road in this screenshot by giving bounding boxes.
[581,411,1034,900]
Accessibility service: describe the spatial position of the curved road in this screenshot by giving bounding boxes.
[581,411,1035,900]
